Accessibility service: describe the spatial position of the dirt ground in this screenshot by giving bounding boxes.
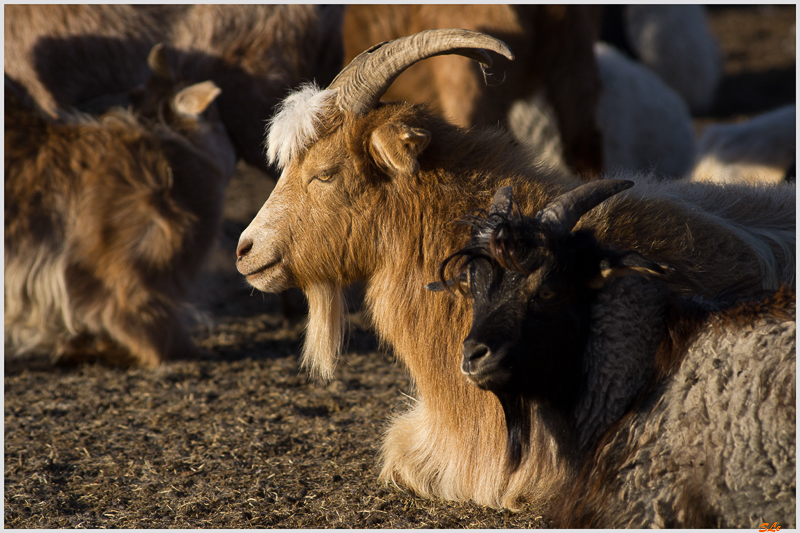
[4,6,795,529]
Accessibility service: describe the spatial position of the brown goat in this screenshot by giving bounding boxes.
[4,4,344,172]
[4,55,234,368]
[236,30,795,508]
[343,5,604,177]
[161,4,344,170]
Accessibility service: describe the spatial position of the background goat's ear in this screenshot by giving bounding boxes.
[173,81,222,118]
[588,251,673,289]
[370,122,431,177]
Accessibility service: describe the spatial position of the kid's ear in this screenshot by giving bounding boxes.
[370,122,431,178]
[425,271,469,293]
[425,280,447,292]
[587,251,673,289]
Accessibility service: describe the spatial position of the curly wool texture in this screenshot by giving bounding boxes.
[569,295,795,528]
[573,276,667,448]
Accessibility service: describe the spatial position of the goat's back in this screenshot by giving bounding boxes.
[558,288,796,527]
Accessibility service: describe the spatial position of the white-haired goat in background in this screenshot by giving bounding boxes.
[509,41,697,179]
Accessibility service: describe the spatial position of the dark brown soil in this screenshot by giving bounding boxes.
[4,6,795,528]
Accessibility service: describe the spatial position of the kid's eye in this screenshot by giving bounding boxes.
[537,287,556,300]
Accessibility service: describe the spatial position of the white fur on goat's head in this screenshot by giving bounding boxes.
[238,29,514,382]
[266,83,338,171]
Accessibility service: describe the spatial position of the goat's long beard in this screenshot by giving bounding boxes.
[301,281,345,382]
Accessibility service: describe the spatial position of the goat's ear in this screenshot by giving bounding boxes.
[587,251,673,289]
[425,281,447,292]
[370,122,431,178]
[425,271,468,293]
[173,81,222,117]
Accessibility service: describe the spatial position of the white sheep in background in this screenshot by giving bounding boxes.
[690,105,796,185]
[624,5,723,114]
[509,42,696,179]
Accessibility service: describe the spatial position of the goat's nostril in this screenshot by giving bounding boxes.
[463,340,490,363]
[237,238,253,260]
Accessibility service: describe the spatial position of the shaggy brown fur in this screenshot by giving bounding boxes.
[4,74,232,368]
[4,4,344,171]
[238,90,794,509]
[4,4,158,117]
[343,5,604,176]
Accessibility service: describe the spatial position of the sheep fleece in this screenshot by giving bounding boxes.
[597,310,795,528]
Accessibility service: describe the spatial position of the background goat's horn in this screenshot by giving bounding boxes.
[330,29,514,115]
[147,43,173,81]
[536,179,635,236]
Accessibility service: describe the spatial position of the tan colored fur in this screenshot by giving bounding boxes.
[302,282,346,382]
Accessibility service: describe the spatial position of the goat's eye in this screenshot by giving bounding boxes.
[537,287,556,300]
[317,172,334,182]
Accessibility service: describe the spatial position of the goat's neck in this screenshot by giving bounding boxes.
[571,276,669,449]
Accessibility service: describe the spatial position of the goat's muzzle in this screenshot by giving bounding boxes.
[236,237,253,263]
[461,339,512,391]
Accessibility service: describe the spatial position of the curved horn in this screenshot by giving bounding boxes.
[536,179,634,236]
[330,29,514,115]
[489,186,515,217]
